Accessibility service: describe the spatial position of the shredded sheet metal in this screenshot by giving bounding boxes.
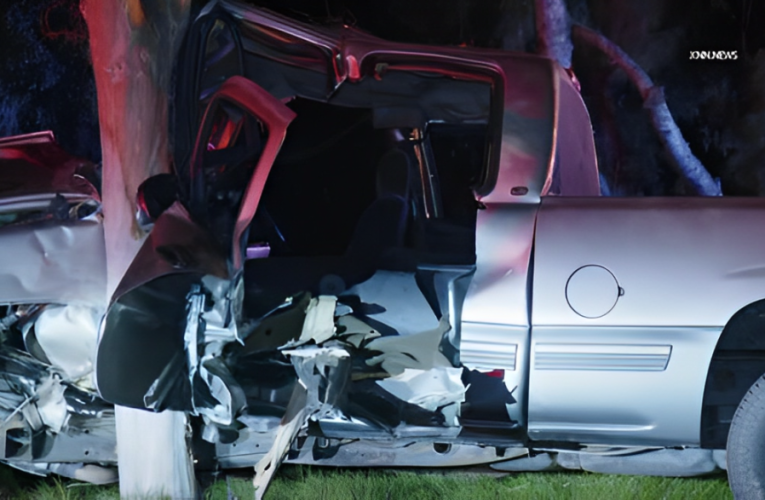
[253,345,350,499]
[178,285,246,426]
[365,316,454,375]
[252,385,308,500]
[0,345,118,481]
[0,347,67,433]
[375,367,467,425]
[34,375,68,432]
[135,278,246,423]
[101,267,468,493]
[248,279,467,496]
[294,295,337,346]
[334,314,381,347]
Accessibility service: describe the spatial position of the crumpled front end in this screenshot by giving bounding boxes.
[0,346,117,484]
[0,131,113,483]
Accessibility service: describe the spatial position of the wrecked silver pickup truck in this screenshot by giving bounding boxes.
[6,0,765,496]
[99,0,765,495]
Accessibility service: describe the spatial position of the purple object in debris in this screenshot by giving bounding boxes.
[246,243,270,260]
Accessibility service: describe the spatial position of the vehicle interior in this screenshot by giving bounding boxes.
[232,91,496,433]
[241,96,485,318]
[176,14,510,435]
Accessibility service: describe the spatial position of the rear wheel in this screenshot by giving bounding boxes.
[728,373,765,499]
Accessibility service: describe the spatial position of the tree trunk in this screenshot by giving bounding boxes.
[534,0,573,67]
[80,0,195,497]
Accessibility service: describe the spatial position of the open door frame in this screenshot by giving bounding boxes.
[96,76,295,413]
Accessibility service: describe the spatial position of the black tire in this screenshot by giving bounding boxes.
[728,373,765,499]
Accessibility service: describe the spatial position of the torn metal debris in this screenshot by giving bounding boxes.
[0,346,117,480]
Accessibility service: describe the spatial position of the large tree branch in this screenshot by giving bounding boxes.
[573,24,722,196]
[534,0,573,68]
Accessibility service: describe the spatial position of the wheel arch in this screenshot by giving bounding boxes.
[701,298,765,448]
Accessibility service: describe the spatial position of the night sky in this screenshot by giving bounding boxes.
[1,0,764,195]
[0,0,99,161]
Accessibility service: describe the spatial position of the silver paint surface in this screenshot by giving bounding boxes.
[460,322,519,372]
[564,265,621,318]
[534,197,765,327]
[534,343,671,371]
[463,203,537,327]
[0,220,105,307]
[345,271,440,336]
[527,326,721,445]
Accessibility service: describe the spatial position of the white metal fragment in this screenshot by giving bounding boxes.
[376,367,466,425]
[253,386,309,500]
[51,463,119,485]
[179,285,245,426]
[34,375,68,433]
[253,345,350,498]
[285,345,350,414]
[294,295,337,346]
[33,305,101,386]
[282,345,350,361]
[365,316,453,375]
[335,315,381,348]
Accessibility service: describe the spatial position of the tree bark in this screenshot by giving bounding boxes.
[572,24,722,196]
[534,0,573,68]
[80,0,195,497]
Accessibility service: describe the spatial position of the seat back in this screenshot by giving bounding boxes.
[345,149,412,263]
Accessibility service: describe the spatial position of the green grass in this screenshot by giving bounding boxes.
[0,465,119,500]
[0,464,732,500]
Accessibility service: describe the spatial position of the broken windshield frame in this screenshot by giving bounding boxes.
[187,76,296,271]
